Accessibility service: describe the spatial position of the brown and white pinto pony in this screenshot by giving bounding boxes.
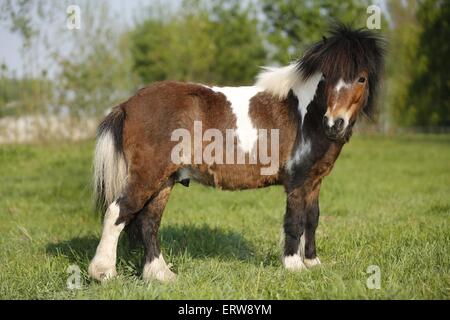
[88,25,384,282]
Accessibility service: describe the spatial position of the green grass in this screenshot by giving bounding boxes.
[0,134,449,299]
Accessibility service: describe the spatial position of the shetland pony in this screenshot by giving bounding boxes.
[88,25,384,282]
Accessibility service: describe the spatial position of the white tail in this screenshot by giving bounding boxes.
[93,130,127,210]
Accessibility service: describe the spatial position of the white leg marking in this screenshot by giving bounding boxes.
[304,257,321,268]
[283,233,307,271]
[143,253,177,282]
[298,233,305,259]
[283,254,307,271]
[88,202,124,281]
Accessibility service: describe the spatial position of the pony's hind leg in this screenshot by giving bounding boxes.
[88,201,125,281]
[136,181,176,282]
[89,166,174,281]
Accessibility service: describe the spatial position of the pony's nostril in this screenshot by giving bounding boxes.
[334,118,344,131]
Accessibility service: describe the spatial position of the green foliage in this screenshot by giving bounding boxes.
[0,0,38,45]
[131,0,266,86]
[1,135,449,298]
[56,34,138,117]
[0,0,61,118]
[0,73,53,117]
[384,0,421,128]
[386,0,450,128]
[55,2,139,117]
[406,0,450,126]
[1,0,449,128]
[261,0,372,64]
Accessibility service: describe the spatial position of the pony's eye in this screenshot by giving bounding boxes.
[358,77,366,83]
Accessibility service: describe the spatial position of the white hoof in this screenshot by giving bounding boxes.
[304,257,321,268]
[283,254,307,271]
[88,259,117,281]
[143,254,177,283]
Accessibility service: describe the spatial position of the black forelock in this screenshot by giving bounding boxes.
[296,23,386,116]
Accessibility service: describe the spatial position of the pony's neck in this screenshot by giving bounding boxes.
[286,81,343,179]
[255,64,323,121]
[298,80,328,143]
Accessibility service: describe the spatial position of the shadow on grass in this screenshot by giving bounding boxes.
[46,224,254,265]
[160,224,254,261]
[46,235,100,265]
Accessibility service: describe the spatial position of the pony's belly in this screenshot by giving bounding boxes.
[177,165,279,190]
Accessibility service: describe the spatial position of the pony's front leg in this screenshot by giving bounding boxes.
[303,188,322,268]
[88,201,125,281]
[283,188,307,271]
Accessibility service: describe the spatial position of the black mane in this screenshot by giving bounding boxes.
[297,24,386,116]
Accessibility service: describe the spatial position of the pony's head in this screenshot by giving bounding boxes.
[298,24,385,142]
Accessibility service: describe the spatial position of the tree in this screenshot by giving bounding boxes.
[406,0,450,126]
[0,0,61,116]
[55,1,139,117]
[0,74,52,117]
[206,0,267,85]
[261,0,373,64]
[130,0,267,86]
[384,0,421,129]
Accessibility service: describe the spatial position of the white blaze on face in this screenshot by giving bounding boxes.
[210,86,263,153]
[334,78,351,93]
[325,78,353,129]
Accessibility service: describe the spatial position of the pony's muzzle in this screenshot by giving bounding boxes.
[323,116,345,140]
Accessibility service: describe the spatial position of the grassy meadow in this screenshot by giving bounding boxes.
[0,134,449,299]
